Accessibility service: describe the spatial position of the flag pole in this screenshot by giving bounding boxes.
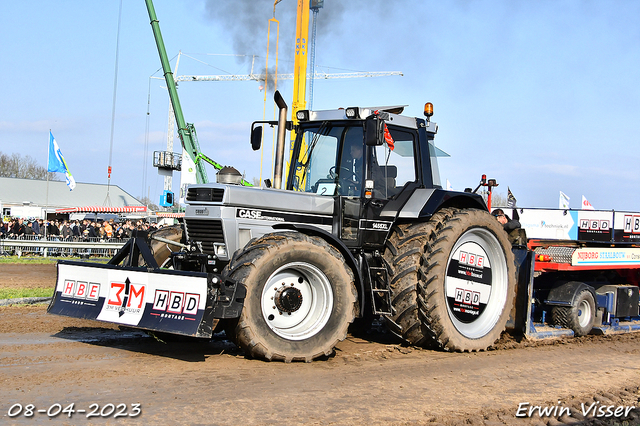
[46,129,50,221]
[45,131,50,252]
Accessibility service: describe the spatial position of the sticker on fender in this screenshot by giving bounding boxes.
[445,242,493,323]
[49,263,210,336]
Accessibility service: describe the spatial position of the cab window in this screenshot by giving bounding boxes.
[372,127,417,199]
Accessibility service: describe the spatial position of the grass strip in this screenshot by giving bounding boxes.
[0,288,55,299]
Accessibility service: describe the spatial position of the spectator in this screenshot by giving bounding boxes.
[492,208,526,246]
[47,220,60,238]
[103,220,113,240]
[24,221,35,236]
[491,209,521,233]
[95,222,106,240]
[32,219,40,235]
[61,221,72,240]
[87,222,97,238]
[72,220,81,240]
[10,218,26,238]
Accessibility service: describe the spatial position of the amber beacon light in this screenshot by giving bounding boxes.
[424,102,434,118]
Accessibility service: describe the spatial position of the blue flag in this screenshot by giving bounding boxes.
[48,132,76,190]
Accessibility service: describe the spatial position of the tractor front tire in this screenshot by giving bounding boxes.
[417,208,516,351]
[223,231,357,362]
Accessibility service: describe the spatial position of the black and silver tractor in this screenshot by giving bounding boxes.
[175,93,515,360]
[50,93,516,362]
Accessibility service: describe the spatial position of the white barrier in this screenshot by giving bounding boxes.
[0,236,127,258]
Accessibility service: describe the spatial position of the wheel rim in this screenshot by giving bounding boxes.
[261,262,334,341]
[577,298,592,329]
[444,228,509,339]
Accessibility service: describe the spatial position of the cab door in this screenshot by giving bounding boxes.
[359,126,420,249]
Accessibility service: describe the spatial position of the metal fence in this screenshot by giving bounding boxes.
[0,235,128,258]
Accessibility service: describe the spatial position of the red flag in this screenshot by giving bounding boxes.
[383,124,394,150]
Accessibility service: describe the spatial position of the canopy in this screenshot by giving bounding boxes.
[55,206,147,214]
[155,212,185,218]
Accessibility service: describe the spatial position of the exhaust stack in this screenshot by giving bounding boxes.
[273,91,288,190]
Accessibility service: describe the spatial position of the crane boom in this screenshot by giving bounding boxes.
[145,0,208,184]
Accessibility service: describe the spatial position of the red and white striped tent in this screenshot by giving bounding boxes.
[55,206,148,214]
[155,212,185,218]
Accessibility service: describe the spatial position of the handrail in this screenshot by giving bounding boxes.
[0,236,128,257]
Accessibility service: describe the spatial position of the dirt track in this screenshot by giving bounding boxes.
[1,263,640,425]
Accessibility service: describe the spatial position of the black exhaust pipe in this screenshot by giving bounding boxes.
[273,91,288,190]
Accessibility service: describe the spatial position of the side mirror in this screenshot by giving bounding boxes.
[365,115,384,146]
[251,126,262,151]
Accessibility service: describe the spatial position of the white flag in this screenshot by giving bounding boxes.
[581,195,595,210]
[446,179,453,190]
[559,191,570,209]
[179,150,198,204]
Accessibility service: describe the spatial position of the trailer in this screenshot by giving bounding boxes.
[508,208,640,340]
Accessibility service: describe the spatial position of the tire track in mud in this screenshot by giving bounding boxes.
[1,323,640,425]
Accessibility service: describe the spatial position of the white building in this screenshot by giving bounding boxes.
[0,177,145,219]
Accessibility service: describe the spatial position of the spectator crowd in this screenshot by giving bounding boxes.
[0,217,165,241]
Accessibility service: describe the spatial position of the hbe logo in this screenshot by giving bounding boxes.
[459,251,484,268]
[61,280,100,301]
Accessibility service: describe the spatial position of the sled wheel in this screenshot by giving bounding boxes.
[551,290,595,337]
[417,208,516,351]
[223,231,357,362]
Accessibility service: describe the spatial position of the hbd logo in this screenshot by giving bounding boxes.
[459,251,484,268]
[454,288,481,306]
[61,280,100,301]
[107,278,146,317]
[623,215,640,234]
[579,219,610,231]
[152,290,200,316]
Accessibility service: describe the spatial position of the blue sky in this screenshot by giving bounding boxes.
[1,1,639,210]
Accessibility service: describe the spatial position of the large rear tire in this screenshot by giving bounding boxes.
[417,208,516,351]
[382,222,440,345]
[223,231,357,362]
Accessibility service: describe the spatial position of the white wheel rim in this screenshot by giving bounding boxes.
[261,262,334,341]
[577,298,592,329]
[444,228,509,339]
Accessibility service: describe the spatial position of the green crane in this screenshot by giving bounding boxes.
[145,0,251,187]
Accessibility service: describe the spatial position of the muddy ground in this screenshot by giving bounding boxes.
[1,262,640,425]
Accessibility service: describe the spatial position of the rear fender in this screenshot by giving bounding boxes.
[418,189,487,218]
[544,281,596,307]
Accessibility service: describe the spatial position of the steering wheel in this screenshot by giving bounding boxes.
[328,166,358,185]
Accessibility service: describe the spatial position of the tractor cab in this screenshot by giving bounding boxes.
[285,104,441,248]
